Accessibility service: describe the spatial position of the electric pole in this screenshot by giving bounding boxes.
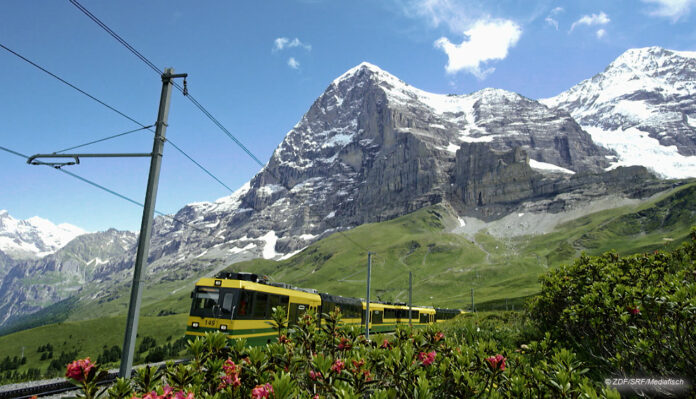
[408,271,412,327]
[26,68,187,379]
[119,68,186,378]
[365,251,374,341]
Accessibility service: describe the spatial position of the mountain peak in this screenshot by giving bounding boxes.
[331,62,403,87]
[608,46,696,71]
[0,211,86,258]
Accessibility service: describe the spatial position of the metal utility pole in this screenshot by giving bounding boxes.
[26,68,187,379]
[119,68,186,379]
[408,271,412,327]
[471,288,475,313]
[365,252,374,341]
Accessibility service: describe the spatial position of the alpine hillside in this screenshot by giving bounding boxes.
[1,46,695,329]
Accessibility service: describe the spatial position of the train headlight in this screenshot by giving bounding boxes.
[192,322,199,328]
[220,324,228,331]
[214,280,222,286]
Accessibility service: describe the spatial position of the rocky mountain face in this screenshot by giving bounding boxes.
[1,47,694,328]
[541,46,696,178]
[0,229,136,326]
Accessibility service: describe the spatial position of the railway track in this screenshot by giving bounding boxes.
[0,360,187,399]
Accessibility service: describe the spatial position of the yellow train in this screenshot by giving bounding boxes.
[186,272,464,345]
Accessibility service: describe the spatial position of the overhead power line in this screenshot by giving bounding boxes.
[68,0,162,76]
[0,42,143,127]
[0,41,234,194]
[67,0,265,168]
[67,0,371,254]
[54,125,153,154]
[0,145,207,234]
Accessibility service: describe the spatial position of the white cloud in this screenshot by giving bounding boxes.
[545,6,563,29]
[399,0,521,79]
[273,37,312,52]
[434,19,522,79]
[545,16,559,30]
[596,28,607,38]
[570,12,610,32]
[641,0,696,21]
[287,57,300,69]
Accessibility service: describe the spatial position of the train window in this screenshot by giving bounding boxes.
[190,287,222,318]
[384,308,396,319]
[222,293,234,312]
[237,290,253,319]
[268,294,289,313]
[372,310,383,324]
[420,313,429,323]
[253,292,269,319]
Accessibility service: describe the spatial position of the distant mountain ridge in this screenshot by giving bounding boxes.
[1,46,695,328]
[0,210,85,259]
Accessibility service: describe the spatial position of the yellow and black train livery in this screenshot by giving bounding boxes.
[186,272,464,345]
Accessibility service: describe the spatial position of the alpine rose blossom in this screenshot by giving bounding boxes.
[65,358,94,382]
[338,337,352,350]
[251,383,273,399]
[331,359,345,373]
[417,351,436,366]
[309,370,322,380]
[628,306,640,315]
[486,354,506,371]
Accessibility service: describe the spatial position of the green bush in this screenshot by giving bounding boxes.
[529,229,696,392]
[69,308,618,398]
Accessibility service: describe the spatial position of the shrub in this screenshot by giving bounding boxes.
[529,229,696,395]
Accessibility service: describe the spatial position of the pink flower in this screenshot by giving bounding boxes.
[65,358,94,382]
[486,354,506,371]
[278,334,290,344]
[628,306,640,315]
[331,359,345,373]
[381,339,391,349]
[142,392,160,399]
[338,337,352,350]
[309,370,322,380]
[434,332,445,342]
[223,359,237,374]
[173,391,194,399]
[251,383,273,399]
[417,351,436,366]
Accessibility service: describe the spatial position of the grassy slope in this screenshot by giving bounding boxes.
[0,314,188,376]
[2,182,695,376]
[226,182,696,309]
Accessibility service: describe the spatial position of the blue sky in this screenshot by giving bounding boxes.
[1,0,695,232]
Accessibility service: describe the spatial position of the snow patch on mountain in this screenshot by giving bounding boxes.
[0,210,86,258]
[260,231,278,259]
[584,126,696,178]
[529,159,576,174]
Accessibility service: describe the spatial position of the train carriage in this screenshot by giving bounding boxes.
[186,272,463,345]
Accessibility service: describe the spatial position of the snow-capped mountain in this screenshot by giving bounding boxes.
[0,210,86,259]
[1,49,689,328]
[541,47,696,178]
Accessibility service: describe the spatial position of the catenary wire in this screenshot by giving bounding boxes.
[0,145,208,234]
[68,0,162,76]
[0,41,234,194]
[54,125,153,153]
[66,1,372,254]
